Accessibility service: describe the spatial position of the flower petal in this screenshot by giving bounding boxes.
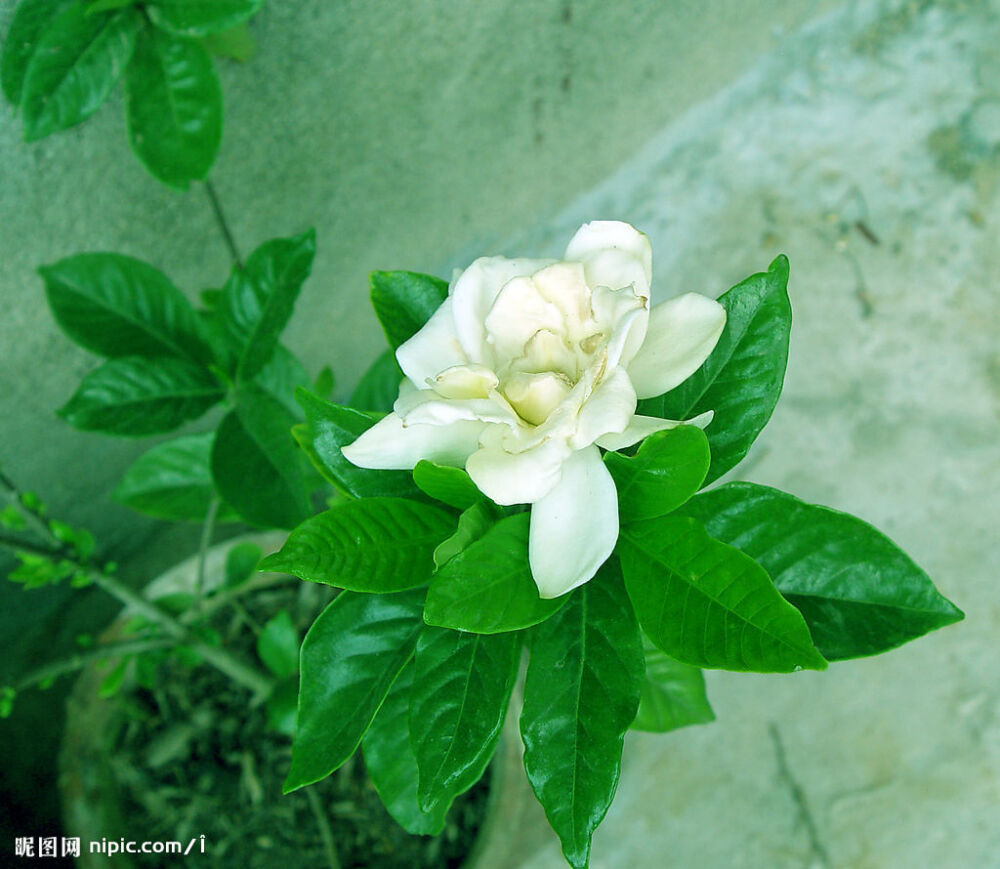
[450,256,554,362]
[342,413,485,470]
[528,446,619,598]
[465,433,569,505]
[395,297,467,385]
[568,366,637,450]
[564,220,652,299]
[626,293,726,399]
[484,275,564,362]
[394,388,518,427]
[595,410,714,451]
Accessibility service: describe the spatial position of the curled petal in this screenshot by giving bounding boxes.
[528,446,619,598]
[484,275,564,362]
[568,367,637,450]
[342,413,485,470]
[394,389,518,427]
[451,256,554,363]
[627,293,726,399]
[396,297,467,386]
[465,434,569,505]
[564,220,653,299]
[596,410,714,451]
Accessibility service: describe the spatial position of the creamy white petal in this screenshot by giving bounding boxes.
[627,293,726,399]
[342,413,485,470]
[568,367,637,450]
[528,446,619,598]
[395,297,466,386]
[465,435,569,505]
[450,256,554,362]
[530,261,593,340]
[431,364,498,399]
[484,275,564,362]
[564,221,653,299]
[595,410,714,451]
[394,387,518,427]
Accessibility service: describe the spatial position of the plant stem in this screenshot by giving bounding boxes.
[15,637,174,693]
[0,466,54,543]
[305,786,341,869]
[205,179,244,268]
[193,496,220,615]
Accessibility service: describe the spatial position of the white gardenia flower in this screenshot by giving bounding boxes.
[343,221,726,598]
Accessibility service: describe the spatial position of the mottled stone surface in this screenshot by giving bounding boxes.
[504,2,1000,867]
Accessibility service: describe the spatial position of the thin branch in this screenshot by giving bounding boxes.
[15,637,174,692]
[305,786,341,869]
[769,723,831,869]
[194,496,221,615]
[205,179,244,268]
[0,467,56,543]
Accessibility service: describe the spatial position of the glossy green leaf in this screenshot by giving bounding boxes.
[19,4,138,141]
[266,676,297,737]
[199,22,255,61]
[40,252,209,363]
[312,365,335,400]
[125,25,221,189]
[58,356,222,435]
[114,432,237,522]
[218,231,316,381]
[295,388,421,500]
[285,589,424,793]
[604,425,710,523]
[259,498,455,592]
[349,348,403,413]
[520,564,644,869]
[413,460,483,512]
[632,635,714,733]
[369,271,448,349]
[424,513,567,634]
[1,0,75,105]
[410,626,518,810]
[363,665,453,835]
[675,482,965,660]
[257,610,299,679]
[433,500,498,568]
[211,386,310,529]
[619,514,827,673]
[252,344,311,416]
[638,256,791,484]
[224,541,261,588]
[146,0,262,37]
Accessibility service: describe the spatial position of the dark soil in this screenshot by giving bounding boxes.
[99,581,491,869]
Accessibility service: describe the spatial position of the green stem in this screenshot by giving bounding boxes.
[15,637,174,693]
[205,179,244,268]
[193,496,220,615]
[305,786,341,869]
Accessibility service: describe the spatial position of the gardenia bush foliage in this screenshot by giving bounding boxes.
[262,221,963,869]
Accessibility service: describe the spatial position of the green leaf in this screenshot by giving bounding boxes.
[285,589,423,793]
[260,498,456,592]
[295,389,422,500]
[20,4,139,141]
[349,348,403,413]
[85,0,136,12]
[674,482,965,660]
[40,252,209,363]
[312,365,336,400]
[257,610,299,679]
[424,513,568,634]
[638,256,791,484]
[224,541,261,587]
[1,0,76,105]
[0,686,16,719]
[146,0,262,37]
[632,635,714,733]
[125,25,221,190]
[362,665,453,835]
[252,344,311,416]
[266,676,297,737]
[199,22,255,61]
[603,425,710,523]
[619,514,827,673]
[369,271,448,350]
[413,460,483,512]
[211,386,311,529]
[520,564,644,869]
[114,432,237,522]
[218,231,316,381]
[433,500,497,568]
[410,626,519,811]
[58,356,223,436]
